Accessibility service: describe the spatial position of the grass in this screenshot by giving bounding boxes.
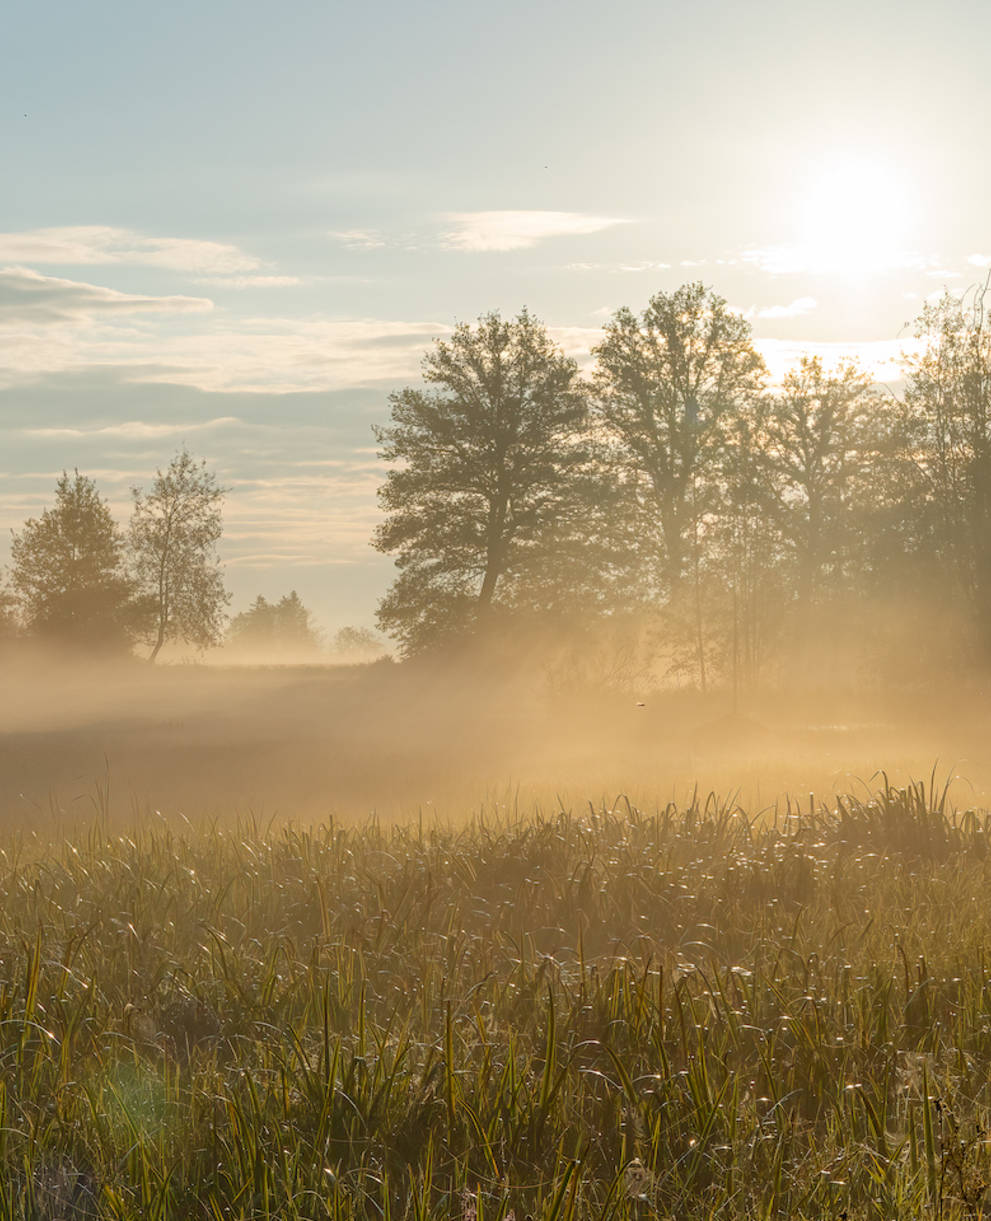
[3,780,991,1217]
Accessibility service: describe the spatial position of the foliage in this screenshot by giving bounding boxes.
[130,449,229,662]
[0,575,20,642]
[2,781,991,1216]
[905,281,991,645]
[761,356,888,605]
[374,310,594,654]
[593,282,766,595]
[332,624,388,661]
[228,590,322,657]
[9,470,138,653]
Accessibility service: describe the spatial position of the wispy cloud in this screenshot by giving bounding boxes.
[0,267,213,323]
[565,259,671,273]
[329,228,388,250]
[968,253,991,269]
[755,296,818,320]
[24,416,241,440]
[742,244,928,277]
[440,211,629,252]
[0,307,449,393]
[0,226,262,274]
[195,274,302,289]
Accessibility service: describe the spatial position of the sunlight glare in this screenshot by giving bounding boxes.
[795,152,916,277]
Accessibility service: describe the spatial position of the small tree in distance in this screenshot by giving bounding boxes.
[332,625,388,662]
[227,591,322,659]
[10,470,137,653]
[130,449,229,662]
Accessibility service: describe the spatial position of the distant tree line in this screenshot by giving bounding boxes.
[0,449,384,664]
[373,279,991,689]
[2,451,229,660]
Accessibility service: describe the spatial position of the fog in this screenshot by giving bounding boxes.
[1,639,987,829]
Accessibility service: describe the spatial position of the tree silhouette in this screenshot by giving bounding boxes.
[10,470,136,653]
[593,283,765,596]
[762,356,882,608]
[905,283,991,647]
[130,449,229,662]
[373,310,591,653]
[228,591,321,658]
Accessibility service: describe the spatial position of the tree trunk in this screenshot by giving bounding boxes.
[478,492,509,609]
[148,622,166,663]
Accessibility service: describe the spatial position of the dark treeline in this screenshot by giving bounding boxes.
[374,280,991,691]
[4,278,989,688]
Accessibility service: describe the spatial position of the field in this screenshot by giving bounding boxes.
[4,664,991,1217]
[2,773,991,1218]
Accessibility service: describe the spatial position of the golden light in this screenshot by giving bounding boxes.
[794,152,916,277]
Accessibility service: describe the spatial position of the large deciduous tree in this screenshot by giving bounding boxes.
[592,282,766,596]
[904,284,991,645]
[761,356,883,608]
[373,310,591,653]
[10,470,136,653]
[129,449,229,662]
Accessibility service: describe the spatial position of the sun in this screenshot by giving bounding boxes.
[794,152,916,277]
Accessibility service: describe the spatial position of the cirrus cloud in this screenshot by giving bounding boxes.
[0,226,262,274]
[440,210,630,252]
[755,296,818,320]
[0,266,213,323]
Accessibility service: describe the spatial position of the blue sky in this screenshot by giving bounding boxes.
[2,0,990,635]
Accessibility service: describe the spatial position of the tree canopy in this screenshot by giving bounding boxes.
[373,309,593,653]
[593,283,766,596]
[10,471,137,653]
[227,591,322,659]
[130,449,229,662]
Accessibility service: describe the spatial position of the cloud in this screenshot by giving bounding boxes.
[967,254,991,268]
[440,211,629,252]
[742,244,929,276]
[0,307,449,393]
[0,226,261,274]
[565,260,670,273]
[329,229,388,250]
[755,296,818,320]
[24,416,241,440]
[195,275,302,289]
[0,267,213,323]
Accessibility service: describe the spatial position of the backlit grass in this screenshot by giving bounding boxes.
[3,780,991,1218]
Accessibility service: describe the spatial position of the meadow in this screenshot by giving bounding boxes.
[4,772,991,1219]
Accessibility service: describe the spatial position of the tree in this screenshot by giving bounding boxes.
[761,356,883,608]
[332,625,388,662]
[130,449,229,662]
[904,282,991,647]
[373,310,592,653]
[0,575,20,644]
[592,283,766,596]
[227,591,322,658]
[10,470,136,652]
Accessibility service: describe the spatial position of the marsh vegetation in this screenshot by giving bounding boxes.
[4,779,991,1219]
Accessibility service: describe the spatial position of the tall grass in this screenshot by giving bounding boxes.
[2,781,991,1218]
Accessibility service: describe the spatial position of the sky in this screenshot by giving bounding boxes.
[3,0,990,637]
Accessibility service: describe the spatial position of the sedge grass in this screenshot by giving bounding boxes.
[0,781,990,1217]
